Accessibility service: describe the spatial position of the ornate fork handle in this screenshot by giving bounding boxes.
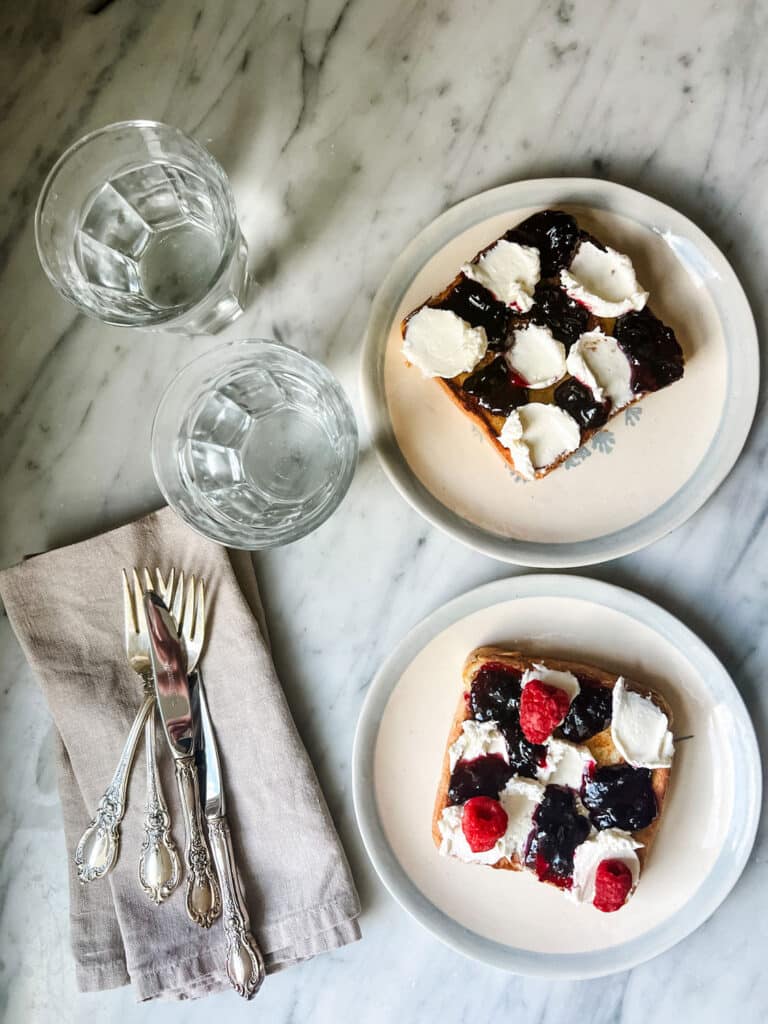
[74,694,154,883]
[138,701,182,903]
[175,756,221,927]
[208,816,266,998]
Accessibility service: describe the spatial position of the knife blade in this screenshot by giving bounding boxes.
[144,591,193,757]
[144,590,221,928]
[196,672,265,998]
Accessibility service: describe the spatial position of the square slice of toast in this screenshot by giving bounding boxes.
[433,646,673,909]
[401,209,685,480]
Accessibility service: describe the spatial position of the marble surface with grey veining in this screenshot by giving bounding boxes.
[1,1,767,1021]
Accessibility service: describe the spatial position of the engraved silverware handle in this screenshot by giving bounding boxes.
[207,815,266,999]
[74,694,154,883]
[138,704,182,903]
[175,755,221,927]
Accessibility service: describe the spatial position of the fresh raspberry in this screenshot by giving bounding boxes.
[519,680,571,744]
[461,796,508,852]
[593,859,633,912]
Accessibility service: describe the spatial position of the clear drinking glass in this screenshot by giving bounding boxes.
[35,120,249,334]
[152,340,359,548]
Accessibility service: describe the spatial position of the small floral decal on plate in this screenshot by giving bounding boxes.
[625,406,643,427]
[565,422,632,470]
[591,430,615,454]
[565,445,592,469]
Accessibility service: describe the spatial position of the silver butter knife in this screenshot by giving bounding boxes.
[144,590,221,928]
[196,672,266,998]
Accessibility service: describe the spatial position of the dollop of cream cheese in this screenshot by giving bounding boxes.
[462,239,540,311]
[610,676,674,768]
[542,738,594,788]
[499,777,545,855]
[499,404,581,480]
[569,828,642,905]
[504,323,566,389]
[560,240,648,317]
[402,307,487,378]
[448,720,508,772]
[437,776,545,865]
[566,328,634,409]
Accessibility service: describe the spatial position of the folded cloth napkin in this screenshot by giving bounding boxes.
[0,507,361,1001]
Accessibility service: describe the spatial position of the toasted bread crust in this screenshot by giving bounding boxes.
[432,646,673,881]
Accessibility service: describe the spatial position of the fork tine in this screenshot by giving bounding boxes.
[171,570,185,629]
[156,567,175,608]
[142,567,153,594]
[184,575,196,636]
[192,579,206,645]
[121,569,138,645]
[133,568,149,635]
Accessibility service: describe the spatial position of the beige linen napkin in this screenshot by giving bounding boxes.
[0,507,361,1001]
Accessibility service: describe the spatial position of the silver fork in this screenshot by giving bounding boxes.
[129,568,182,904]
[73,570,160,885]
[150,568,220,928]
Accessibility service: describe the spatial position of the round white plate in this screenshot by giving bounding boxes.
[352,575,760,979]
[360,179,758,566]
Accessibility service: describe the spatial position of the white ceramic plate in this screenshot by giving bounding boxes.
[352,575,760,979]
[360,179,758,566]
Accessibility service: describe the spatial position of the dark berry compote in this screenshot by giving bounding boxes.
[554,377,609,432]
[556,676,613,742]
[469,662,523,722]
[524,785,591,888]
[582,763,658,831]
[448,755,512,805]
[462,358,527,416]
[529,282,590,350]
[614,308,684,393]
[435,276,511,349]
[506,210,580,277]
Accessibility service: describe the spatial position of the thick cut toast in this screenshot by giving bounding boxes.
[433,646,673,903]
[401,210,685,480]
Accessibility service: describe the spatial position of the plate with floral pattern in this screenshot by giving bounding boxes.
[360,179,757,566]
[352,575,761,977]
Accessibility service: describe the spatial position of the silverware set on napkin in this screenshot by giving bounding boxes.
[74,567,265,999]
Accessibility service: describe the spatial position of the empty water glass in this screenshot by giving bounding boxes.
[151,340,358,548]
[35,120,249,334]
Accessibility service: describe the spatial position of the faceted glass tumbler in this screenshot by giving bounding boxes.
[152,340,359,548]
[35,120,249,334]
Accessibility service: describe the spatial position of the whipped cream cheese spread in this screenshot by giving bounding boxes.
[560,240,648,317]
[504,323,566,389]
[448,720,508,772]
[522,664,581,703]
[543,738,594,788]
[499,404,581,480]
[610,677,674,768]
[462,239,540,311]
[566,328,634,408]
[499,778,546,856]
[437,777,545,865]
[402,307,487,378]
[569,828,642,904]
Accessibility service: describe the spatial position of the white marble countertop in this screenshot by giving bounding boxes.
[1,1,766,1020]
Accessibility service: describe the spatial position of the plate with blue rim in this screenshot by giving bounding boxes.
[359,179,758,566]
[351,575,761,978]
